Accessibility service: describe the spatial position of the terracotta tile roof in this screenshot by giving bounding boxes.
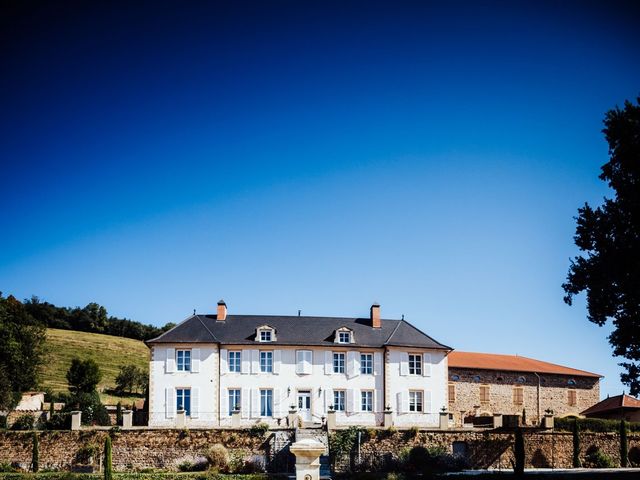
[581,394,640,416]
[448,351,602,378]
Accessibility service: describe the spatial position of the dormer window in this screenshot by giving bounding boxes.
[256,325,276,342]
[338,331,351,343]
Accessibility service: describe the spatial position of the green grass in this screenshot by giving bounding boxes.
[41,328,150,406]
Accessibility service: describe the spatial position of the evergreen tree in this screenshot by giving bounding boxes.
[572,419,582,468]
[514,427,525,476]
[116,402,122,426]
[104,436,112,480]
[620,419,628,467]
[31,432,39,473]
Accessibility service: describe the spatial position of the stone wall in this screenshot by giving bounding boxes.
[0,429,290,472]
[448,368,599,425]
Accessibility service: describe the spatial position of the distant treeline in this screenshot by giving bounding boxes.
[23,296,175,341]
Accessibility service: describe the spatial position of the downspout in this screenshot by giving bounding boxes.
[218,345,221,426]
[533,372,541,424]
[383,346,388,425]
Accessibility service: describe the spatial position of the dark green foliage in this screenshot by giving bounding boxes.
[620,419,628,467]
[247,422,269,438]
[75,443,100,465]
[45,412,70,430]
[585,446,614,468]
[329,426,362,456]
[522,408,527,425]
[66,358,102,394]
[31,432,39,473]
[64,391,110,426]
[103,436,112,480]
[116,402,122,426]
[24,295,175,341]
[555,416,640,433]
[563,98,640,395]
[513,428,525,476]
[11,414,35,430]
[0,294,47,404]
[572,419,582,468]
[49,400,55,417]
[115,365,147,395]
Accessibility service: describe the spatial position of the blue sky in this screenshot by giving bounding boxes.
[1,1,638,398]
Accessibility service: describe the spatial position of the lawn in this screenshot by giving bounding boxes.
[40,328,150,406]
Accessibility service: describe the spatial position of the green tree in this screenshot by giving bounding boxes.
[116,402,122,426]
[31,432,39,473]
[0,294,46,404]
[620,419,628,467]
[573,419,582,468]
[514,427,525,476]
[563,98,640,395]
[115,364,138,394]
[104,436,113,480]
[66,358,102,394]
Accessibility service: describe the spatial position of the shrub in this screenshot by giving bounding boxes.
[248,422,269,438]
[31,432,39,473]
[620,419,628,467]
[0,461,18,472]
[104,436,112,480]
[585,446,614,468]
[116,402,123,426]
[555,416,640,433]
[205,443,229,472]
[0,415,7,429]
[178,460,208,472]
[45,412,70,430]
[75,443,100,465]
[404,426,419,440]
[11,414,35,430]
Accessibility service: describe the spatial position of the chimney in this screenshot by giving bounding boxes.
[370,303,381,328]
[217,299,227,321]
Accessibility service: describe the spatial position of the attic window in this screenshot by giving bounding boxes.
[517,376,526,384]
[567,379,576,386]
[256,326,276,342]
[338,332,351,343]
[260,331,272,342]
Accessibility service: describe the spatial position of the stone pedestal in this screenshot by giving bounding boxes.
[288,410,299,429]
[231,410,241,428]
[492,414,503,429]
[326,410,336,430]
[384,410,393,428]
[176,410,186,428]
[122,410,133,429]
[542,414,554,429]
[439,411,449,430]
[290,438,326,480]
[71,411,82,431]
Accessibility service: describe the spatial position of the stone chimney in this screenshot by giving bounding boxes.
[217,299,227,321]
[370,303,381,328]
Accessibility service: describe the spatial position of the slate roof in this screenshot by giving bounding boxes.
[581,394,640,416]
[448,351,602,378]
[147,314,451,350]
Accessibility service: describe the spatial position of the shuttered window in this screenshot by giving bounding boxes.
[480,385,490,404]
[513,387,524,405]
[568,389,577,406]
[448,383,456,403]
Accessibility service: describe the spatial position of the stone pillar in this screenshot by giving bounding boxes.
[122,410,133,429]
[492,413,503,429]
[288,409,299,429]
[290,438,326,480]
[71,411,82,430]
[326,410,336,430]
[542,414,554,429]
[439,411,449,430]
[231,410,241,428]
[384,410,393,428]
[176,410,186,428]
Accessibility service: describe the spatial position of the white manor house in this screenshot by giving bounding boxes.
[147,300,451,428]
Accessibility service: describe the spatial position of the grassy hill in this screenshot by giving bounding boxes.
[41,328,150,405]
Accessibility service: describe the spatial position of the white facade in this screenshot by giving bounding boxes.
[149,341,448,428]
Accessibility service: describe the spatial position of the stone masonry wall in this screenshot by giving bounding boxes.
[0,429,289,472]
[448,368,599,425]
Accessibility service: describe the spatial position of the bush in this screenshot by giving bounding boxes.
[177,460,207,472]
[404,426,419,440]
[0,461,18,472]
[75,443,100,465]
[0,415,7,429]
[555,416,640,433]
[11,414,35,430]
[248,422,269,438]
[67,391,110,426]
[45,412,70,430]
[585,446,614,468]
[205,443,229,472]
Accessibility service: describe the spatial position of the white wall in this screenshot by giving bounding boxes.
[148,344,218,428]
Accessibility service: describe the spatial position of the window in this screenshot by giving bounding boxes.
[176,350,191,372]
[448,383,456,403]
[568,389,577,406]
[513,387,524,405]
[409,391,423,412]
[176,388,191,416]
[333,352,345,374]
[473,375,481,382]
[333,390,345,411]
[450,374,460,381]
[517,376,526,384]
[260,351,273,373]
[480,385,490,404]
[228,351,241,373]
[338,331,351,343]
[408,354,422,375]
[228,389,241,415]
[360,353,373,375]
[361,391,373,412]
[296,350,312,374]
[260,330,272,342]
[260,389,273,417]
[567,379,576,386]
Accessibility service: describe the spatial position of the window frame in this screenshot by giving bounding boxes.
[479,385,490,404]
[260,389,273,417]
[513,386,524,405]
[333,352,345,374]
[409,390,423,412]
[360,353,373,375]
[338,331,351,344]
[568,389,577,406]
[448,383,456,403]
[260,330,273,342]
[296,350,312,374]
[228,388,241,415]
[228,351,241,373]
[361,390,373,412]
[176,387,191,416]
[260,350,273,373]
[333,390,346,412]
[408,353,422,375]
[176,349,192,372]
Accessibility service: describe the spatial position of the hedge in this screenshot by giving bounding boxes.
[0,474,276,480]
[554,417,640,433]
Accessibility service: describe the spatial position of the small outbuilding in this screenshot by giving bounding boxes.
[581,393,640,422]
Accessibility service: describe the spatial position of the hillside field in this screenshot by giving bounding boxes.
[41,328,150,405]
